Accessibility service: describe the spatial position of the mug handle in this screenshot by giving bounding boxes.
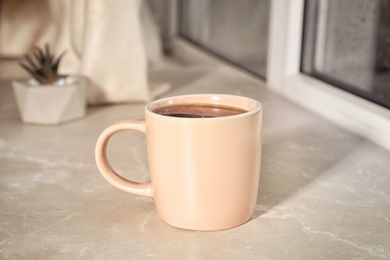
[95,120,152,197]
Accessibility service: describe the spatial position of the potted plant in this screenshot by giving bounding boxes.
[12,44,86,125]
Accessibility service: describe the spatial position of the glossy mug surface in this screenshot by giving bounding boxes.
[95,94,262,231]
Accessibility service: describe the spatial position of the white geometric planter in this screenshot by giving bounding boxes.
[12,76,87,125]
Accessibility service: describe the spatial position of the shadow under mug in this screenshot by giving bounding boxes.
[95,94,262,231]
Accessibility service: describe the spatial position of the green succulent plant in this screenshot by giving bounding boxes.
[19,44,66,85]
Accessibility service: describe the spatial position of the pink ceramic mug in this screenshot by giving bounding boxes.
[95,94,262,231]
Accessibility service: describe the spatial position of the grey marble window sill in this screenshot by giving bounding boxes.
[1,59,389,259]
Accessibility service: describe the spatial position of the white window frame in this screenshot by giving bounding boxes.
[168,0,390,151]
[268,0,390,151]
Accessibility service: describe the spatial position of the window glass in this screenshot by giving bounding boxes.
[179,0,270,78]
[302,0,390,109]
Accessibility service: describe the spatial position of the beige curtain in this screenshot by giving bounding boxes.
[0,0,163,104]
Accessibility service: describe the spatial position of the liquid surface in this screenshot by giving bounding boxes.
[153,104,248,118]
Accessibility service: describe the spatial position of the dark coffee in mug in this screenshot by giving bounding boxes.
[153,104,248,118]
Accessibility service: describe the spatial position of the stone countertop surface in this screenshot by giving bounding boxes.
[1,62,390,259]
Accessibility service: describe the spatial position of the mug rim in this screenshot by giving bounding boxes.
[145,94,262,120]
